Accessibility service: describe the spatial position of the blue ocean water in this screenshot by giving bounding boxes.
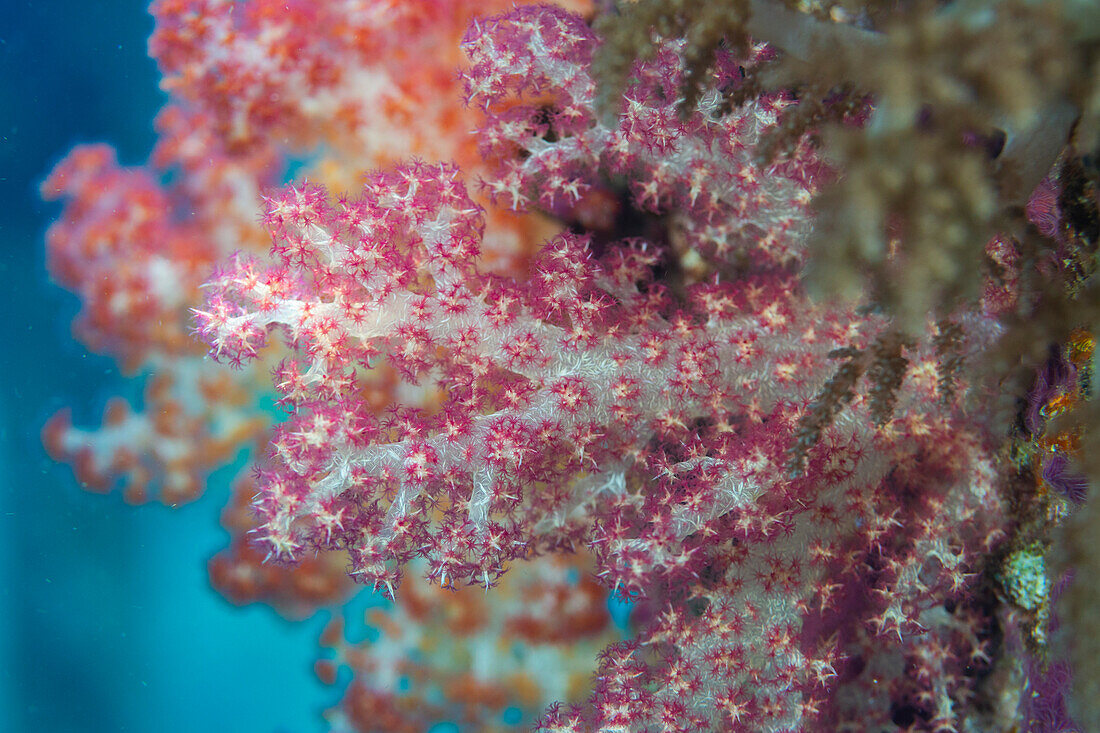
[1,4,332,731]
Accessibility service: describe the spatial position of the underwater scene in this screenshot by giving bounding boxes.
[8,1,1100,732]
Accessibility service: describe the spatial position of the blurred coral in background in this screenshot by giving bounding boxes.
[39,0,1100,731]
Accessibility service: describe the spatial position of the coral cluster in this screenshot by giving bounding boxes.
[43,0,1100,731]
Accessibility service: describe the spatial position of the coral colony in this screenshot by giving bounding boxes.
[41,1,1100,731]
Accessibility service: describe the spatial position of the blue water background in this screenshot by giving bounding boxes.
[1,3,333,731]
